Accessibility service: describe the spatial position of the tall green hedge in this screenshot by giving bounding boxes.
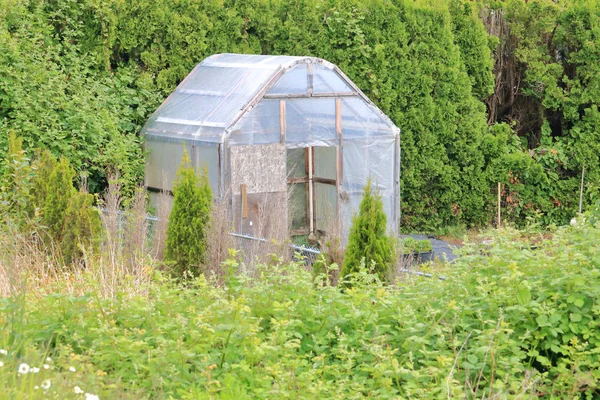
[1,0,598,229]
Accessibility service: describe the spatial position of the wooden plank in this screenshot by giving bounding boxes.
[308,146,314,234]
[289,176,336,185]
[146,186,174,196]
[241,184,248,219]
[313,177,336,186]
[287,177,309,184]
[263,92,358,100]
[311,147,317,232]
[335,98,343,229]
[279,100,286,144]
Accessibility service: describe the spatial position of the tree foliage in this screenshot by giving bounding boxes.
[0,135,101,264]
[342,180,393,283]
[164,149,213,277]
[1,0,599,229]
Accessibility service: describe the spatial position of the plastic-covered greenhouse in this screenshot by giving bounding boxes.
[142,53,400,244]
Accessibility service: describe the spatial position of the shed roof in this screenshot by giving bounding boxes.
[141,53,399,143]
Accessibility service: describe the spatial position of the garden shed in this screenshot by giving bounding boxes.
[142,53,400,244]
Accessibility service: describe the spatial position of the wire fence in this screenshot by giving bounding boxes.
[98,208,322,266]
[229,232,321,266]
[98,209,446,278]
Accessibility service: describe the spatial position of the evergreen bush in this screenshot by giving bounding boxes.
[164,149,213,277]
[0,132,35,226]
[34,152,101,264]
[341,180,393,283]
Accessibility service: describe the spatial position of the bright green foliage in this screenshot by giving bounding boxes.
[2,225,600,398]
[0,132,35,226]
[33,152,102,264]
[165,150,213,277]
[449,0,495,100]
[42,158,76,243]
[0,0,160,196]
[481,0,600,224]
[342,180,393,283]
[0,0,496,230]
[2,0,600,228]
[61,190,102,265]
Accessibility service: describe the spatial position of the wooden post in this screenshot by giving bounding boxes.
[497,182,501,228]
[279,100,286,144]
[335,98,343,229]
[308,146,314,234]
[241,183,248,219]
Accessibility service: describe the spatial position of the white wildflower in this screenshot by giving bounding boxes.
[85,393,100,400]
[0,349,7,355]
[0,361,3,367]
[18,363,30,374]
[43,364,50,369]
[69,366,76,372]
[41,380,51,390]
[74,386,84,394]
[32,367,40,373]
[46,357,51,362]
[35,386,39,390]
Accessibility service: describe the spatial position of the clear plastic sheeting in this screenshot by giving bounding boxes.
[229,100,280,145]
[145,140,189,191]
[341,138,397,240]
[285,98,337,147]
[313,64,353,93]
[193,145,220,195]
[267,64,308,95]
[142,53,400,245]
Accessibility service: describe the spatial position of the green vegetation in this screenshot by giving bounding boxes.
[400,237,433,254]
[164,150,213,277]
[1,0,598,230]
[2,1,600,394]
[342,180,393,283]
[0,134,101,264]
[1,223,599,398]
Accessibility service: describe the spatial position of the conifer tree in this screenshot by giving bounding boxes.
[341,180,393,283]
[0,132,35,225]
[34,152,102,264]
[61,191,102,264]
[164,149,213,277]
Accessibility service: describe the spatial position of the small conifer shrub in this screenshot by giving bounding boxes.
[34,151,102,264]
[341,180,393,283]
[164,149,213,277]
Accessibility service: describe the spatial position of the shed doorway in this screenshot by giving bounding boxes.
[287,147,337,241]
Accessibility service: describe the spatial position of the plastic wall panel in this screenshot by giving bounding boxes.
[286,148,306,178]
[194,146,220,195]
[340,97,394,138]
[288,183,308,231]
[229,100,280,145]
[314,146,336,180]
[285,98,337,147]
[313,65,352,93]
[340,138,396,241]
[315,182,337,232]
[267,64,308,95]
[145,140,189,191]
